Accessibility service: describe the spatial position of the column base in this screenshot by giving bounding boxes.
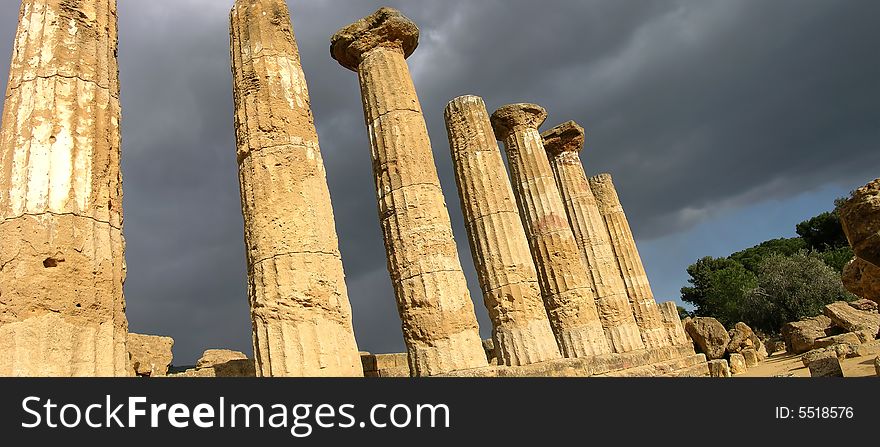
[605,323,646,354]
[557,322,613,358]
[407,329,488,377]
[494,319,562,367]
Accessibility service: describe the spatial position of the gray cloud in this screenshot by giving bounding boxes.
[0,0,877,364]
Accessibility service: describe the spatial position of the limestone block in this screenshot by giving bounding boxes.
[843,258,880,304]
[838,179,880,267]
[849,298,879,313]
[741,348,759,368]
[589,173,670,349]
[197,350,248,369]
[128,334,174,377]
[823,301,880,335]
[707,360,731,378]
[0,0,128,376]
[727,322,757,354]
[231,0,362,378]
[807,352,844,378]
[658,302,691,346]
[331,8,486,376]
[781,315,833,354]
[813,332,863,350]
[684,317,730,360]
[444,95,560,366]
[875,356,880,377]
[491,104,610,358]
[543,122,644,353]
[729,353,747,375]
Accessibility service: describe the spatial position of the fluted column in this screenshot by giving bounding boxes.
[658,302,690,346]
[491,104,611,358]
[331,8,486,376]
[589,173,669,349]
[445,95,561,366]
[230,0,362,377]
[0,0,129,376]
[543,121,644,353]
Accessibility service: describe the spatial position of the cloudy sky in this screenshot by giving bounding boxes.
[1,0,878,364]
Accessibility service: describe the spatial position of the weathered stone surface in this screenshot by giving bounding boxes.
[727,322,757,354]
[0,0,129,377]
[807,351,844,378]
[843,258,880,304]
[729,353,747,375]
[492,104,611,358]
[813,332,862,350]
[838,179,880,268]
[331,8,486,376]
[756,340,769,361]
[482,339,499,365]
[685,317,730,360]
[361,353,410,378]
[658,302,691,347]
[590,173,670,349]
[543,122,644,354]
[128,334,174,377]
[444,96,560,366]
[197,350,248,369]
[741,348,759,368]
[823,301,880,335]
[848,298,879,312]
[781,315,833,354]
[875,356,880,377]
[707,360,731,378]
[231,0,362,378]
[768,339,787,355]
[802,345,857,368]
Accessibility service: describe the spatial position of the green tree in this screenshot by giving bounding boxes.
[796,211,849,251]
[681,257,757,327]
[744,252,855,332]
[729,238,807,273]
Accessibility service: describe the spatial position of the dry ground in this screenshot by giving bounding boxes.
[738,341,880,378]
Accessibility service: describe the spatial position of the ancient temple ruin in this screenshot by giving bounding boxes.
[0,1,708,378]
[229,0,362,377]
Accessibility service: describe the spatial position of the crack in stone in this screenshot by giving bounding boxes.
[1,212,119,230]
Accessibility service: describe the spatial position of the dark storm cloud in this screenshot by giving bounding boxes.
[0,0,877,363]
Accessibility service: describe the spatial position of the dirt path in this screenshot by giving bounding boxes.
[739,341,880,377]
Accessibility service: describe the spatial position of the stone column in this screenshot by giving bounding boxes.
[543,121,644,353]
[445,95,561,366]
[658,302,690,347]
[589,173,670,349]
[0,0,129,376]
[491,104,611,358]
[230,0,362,377]
[331,8,486,376]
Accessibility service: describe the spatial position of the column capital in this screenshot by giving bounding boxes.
[490,103,548,140]
[542,121,585,157]
[331,7,420,72]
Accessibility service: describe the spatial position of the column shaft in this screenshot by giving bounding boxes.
[545,135,644,353]
[355,47,486,376]
[0,0,128,376]
[589,173,670,349]
[659,302,690,346]
[230,0,362,377]
[445,95,560,366]
[493,106,611,358]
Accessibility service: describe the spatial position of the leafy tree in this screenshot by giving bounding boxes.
[681,257,757,327]
[676,306,691,320]
[729,238,807,273]
[819,246,855,273]
[744,252,855,332]
[796,211,849,251]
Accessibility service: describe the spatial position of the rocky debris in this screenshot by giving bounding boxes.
[806,351,844,378]
[849,298,879,312]
[685,317,730,360]
[682,318,694,344]
[823,301,880,336]
[756,340,769,361]
[843,258,880,304]
[361,353,410,378]
[707,360,731,378]
[813,333,862,350]
[802,345,857,368]
[781,315,834,354]
[729,353,747,375]
[741,349,759,368]
[838,178,880,268]
[128,334,174,377]
[170,350,256,378]
[197,350,248,369]
[768,339,787,355]
[727,322,757,354]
